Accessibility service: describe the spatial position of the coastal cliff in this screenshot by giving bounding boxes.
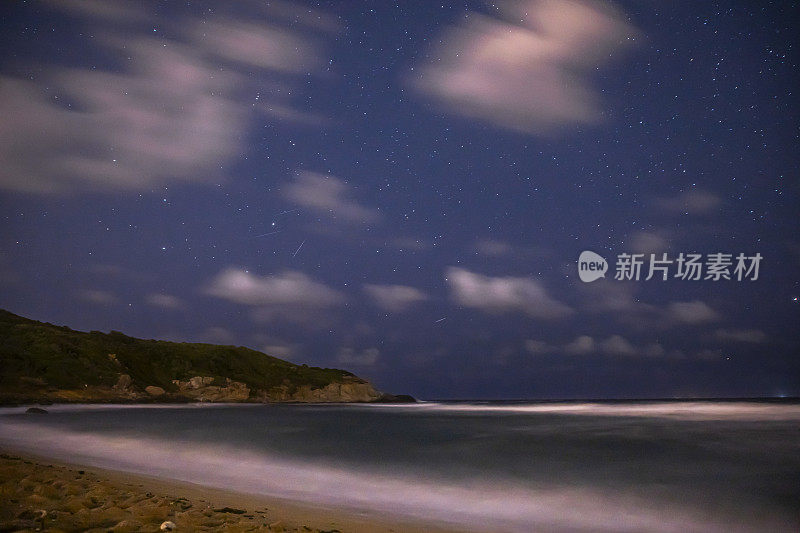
[0,309,407,405]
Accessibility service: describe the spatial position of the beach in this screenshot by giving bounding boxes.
[0,451,455,533]
[1,401,798,533]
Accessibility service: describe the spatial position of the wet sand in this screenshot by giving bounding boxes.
[0,451,460,533]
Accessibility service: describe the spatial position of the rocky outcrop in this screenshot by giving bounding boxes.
[264,377,382,403]
[113,374,132,392]
[372,393,417,403]
[4,371,403,404]
[107,373,147,401]
[172,377,250,402]
[1,309,420,406]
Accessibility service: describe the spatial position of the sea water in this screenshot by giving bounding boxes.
[1,400,798,532]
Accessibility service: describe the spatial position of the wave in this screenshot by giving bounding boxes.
[0,420,795,533]
[360,401,800,421]
[5,400,800,421]
[0,403,261,415]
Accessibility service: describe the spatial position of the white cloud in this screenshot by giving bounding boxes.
[715,328,767,343]
[200,326,236,345]
[410,0,637,135]
[283,171,380,223]
[578,281,726,333]
[250,332,297,360]
[205,268,343,308]
[643,343,666,358]
[668,300,720,324]
[600,334,636,356]
[194,20,322,73]
[564,335,595,355]
[337,347,380,366]
[262,344,294,359]
[363,284,428,312]
[0,1,333,193]
[561,335,676,358]
[629,231,670,255]
[79,289,118,305]
[49,0,145,22]
[250,306,338,329]
[579,281,726,331]
[577,279,662,329]
[205,269,344,328]
[145,293,184,310]
[474,239,514,257]
[696,348,725,361]
[657,190,722,216]
[525,339,553,355]
[446,267,572,319]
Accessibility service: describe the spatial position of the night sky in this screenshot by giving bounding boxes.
[1,1,798,399]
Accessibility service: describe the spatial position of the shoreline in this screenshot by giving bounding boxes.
[0,449,460,533]
[0,395,417,407]
[4,401,798,532]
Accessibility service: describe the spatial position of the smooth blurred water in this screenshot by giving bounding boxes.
[1,400,798,532]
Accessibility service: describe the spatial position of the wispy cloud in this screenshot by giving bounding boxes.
[282,171,381,224]
[446,267,572,319]
[262,344,295,359]
[628,231,671,254]
[667,300,720,324]
[410,0,637,135]
[337,347,380,366]
[525,339,554,355]
[578,280,657,317]
[200,326,236,345]
[204,268,345,328]
[560,334,682,358]
[51,0,145,22]
[564,335,595,355]
[715,328,767,343]
[566,334,637,357]
[578,282,723,330]
[192,20,323,73]
[205,268,343,308]
[0,1,335,193]
[599,334,636,356]
[145,293,185,310]
[473,239,514,257]
[657,190,723,216]
[363,284,428,312]
[79,289,118,305]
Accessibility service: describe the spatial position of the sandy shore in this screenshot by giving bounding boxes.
[0,451,460,533]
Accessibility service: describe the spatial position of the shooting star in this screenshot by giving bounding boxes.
[292,239,306,258]
[434,317,446,323]
[276,209,301,216]
[253,230,282,238]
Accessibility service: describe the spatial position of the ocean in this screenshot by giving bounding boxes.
[1,400,798,532]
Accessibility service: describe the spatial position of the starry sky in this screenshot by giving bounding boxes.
[1,0,798,399]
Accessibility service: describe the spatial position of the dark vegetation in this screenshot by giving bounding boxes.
[0,309,355,397]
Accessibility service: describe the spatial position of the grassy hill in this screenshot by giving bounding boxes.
[0,309,384,404]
